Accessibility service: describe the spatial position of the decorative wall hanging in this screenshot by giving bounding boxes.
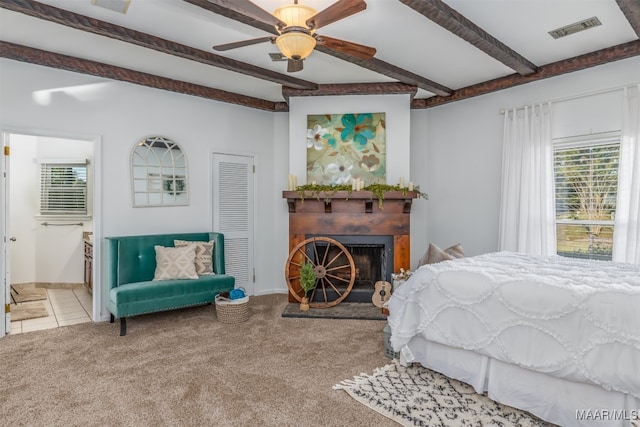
[307,113,386,186]
[130,136,189,207]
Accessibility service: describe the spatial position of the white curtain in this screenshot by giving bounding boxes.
[613,84,640,264]
[498,103,556,256]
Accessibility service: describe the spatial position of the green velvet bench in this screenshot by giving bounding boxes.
[106,232,235,336]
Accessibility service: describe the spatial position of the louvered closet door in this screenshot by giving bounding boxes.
[212,153,255,295]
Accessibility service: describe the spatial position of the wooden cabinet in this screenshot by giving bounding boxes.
[84,237,93,294]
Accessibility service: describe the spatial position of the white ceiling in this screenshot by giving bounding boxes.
[1,0,638,105]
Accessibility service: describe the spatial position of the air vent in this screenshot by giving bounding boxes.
[91,0,131,14]
[269,53,288,62]
[548,16,601,39]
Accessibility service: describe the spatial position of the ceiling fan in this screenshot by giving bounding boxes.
[212,0,376,73]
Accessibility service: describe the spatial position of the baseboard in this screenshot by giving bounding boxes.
[11,282,85,290]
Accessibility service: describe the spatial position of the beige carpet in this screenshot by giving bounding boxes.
[10,301,49,321]
[0,294,396,427]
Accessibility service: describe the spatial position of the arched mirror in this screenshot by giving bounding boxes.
[131,136,189,207]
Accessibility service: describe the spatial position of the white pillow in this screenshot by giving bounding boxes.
[174,240,215,275]
[153,245,198,280]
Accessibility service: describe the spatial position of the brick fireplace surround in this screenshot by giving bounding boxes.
[283,190,417,303]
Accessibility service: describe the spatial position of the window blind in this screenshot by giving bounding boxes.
[553,137,619,260]
[40,162,88,215]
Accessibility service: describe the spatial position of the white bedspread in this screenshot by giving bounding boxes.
[388,251,640,399]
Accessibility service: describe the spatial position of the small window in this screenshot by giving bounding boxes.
[554,132,620,260]
[40,161,88,216]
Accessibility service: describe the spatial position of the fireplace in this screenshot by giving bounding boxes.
[305,234,393,303]
[284,190,416,305]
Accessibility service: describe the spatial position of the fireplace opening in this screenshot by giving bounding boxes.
[305,235,393,303]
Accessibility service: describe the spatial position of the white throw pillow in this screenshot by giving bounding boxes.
[153,245,198,280]
[174,240,215,275]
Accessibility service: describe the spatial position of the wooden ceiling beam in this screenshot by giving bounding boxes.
[282,82,418,103]
[0,41,278,111]
[183,0,279,35]
[185,0,453,97]
[412,40,640,109]
[313,46,452,96]
[399,0,538,76]
[0,0,317,90]
[616,0,640,37]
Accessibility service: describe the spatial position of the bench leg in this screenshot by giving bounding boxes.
[110,314,114,323]
[120,317,127,336]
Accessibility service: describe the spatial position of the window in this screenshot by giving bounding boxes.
[40,161,88,216]
[554,132,620,260]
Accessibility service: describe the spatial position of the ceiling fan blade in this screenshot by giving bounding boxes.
[209,0,286,28]
[287,59,303,73]
[307,0,367,30]
[213,36,274,51]
[316,35,376,59]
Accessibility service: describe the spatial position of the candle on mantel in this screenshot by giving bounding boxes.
[408,181,414,191]
[287,174,297,190]
[399,177,405,188]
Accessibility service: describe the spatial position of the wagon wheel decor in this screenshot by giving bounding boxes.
[285,236,356,308]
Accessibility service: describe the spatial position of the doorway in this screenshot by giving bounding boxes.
[1,130,100,337]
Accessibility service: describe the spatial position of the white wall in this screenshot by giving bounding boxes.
[0,59,279,319]
[409,113,429,268]
[35,136,94,284]
[411,56,640,262]
[271,112,291,294]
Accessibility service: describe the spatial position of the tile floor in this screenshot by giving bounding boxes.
[9,287,93,334]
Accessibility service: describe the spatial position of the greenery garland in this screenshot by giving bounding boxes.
[293,183,428,209]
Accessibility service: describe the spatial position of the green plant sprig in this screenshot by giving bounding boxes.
[292,182,428,209]
[295,183,353,202]
[299,261,316,297]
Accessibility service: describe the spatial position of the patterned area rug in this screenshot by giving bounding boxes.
[334,361,553,427]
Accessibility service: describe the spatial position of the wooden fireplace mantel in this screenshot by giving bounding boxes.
[283,190,418,215]
[283,190,417,303]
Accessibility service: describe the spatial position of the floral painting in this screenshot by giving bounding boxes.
[307,113,386,186]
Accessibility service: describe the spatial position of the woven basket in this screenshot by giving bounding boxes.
[215,294,249,324]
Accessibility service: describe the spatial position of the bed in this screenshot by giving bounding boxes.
[388,251,640,427]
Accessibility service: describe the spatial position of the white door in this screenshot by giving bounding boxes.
[212,153,255,295]
[1,134,11,337]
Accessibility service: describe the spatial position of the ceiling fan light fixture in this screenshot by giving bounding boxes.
[273,4,317,31]
[276,32,316,60]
